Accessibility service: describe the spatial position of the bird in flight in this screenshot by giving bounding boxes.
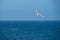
[33,8,45,19]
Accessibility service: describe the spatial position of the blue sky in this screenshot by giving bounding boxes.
[0,0,60,21]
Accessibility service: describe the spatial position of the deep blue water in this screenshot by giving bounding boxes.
[0,21,60,40]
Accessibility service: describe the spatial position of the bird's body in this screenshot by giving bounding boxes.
[35,10,41,16]
[36,13,40,16]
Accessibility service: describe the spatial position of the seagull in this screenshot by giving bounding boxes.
[33,8,45,19]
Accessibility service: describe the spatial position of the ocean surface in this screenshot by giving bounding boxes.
[0,21,60,40]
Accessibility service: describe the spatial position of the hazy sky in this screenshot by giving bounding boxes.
[0,0,60,21]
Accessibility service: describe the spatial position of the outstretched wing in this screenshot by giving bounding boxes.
[33,8,40,13]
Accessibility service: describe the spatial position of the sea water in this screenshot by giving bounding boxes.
[0,21,60,40]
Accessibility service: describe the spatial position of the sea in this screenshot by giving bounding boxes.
[0,21,60,40]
